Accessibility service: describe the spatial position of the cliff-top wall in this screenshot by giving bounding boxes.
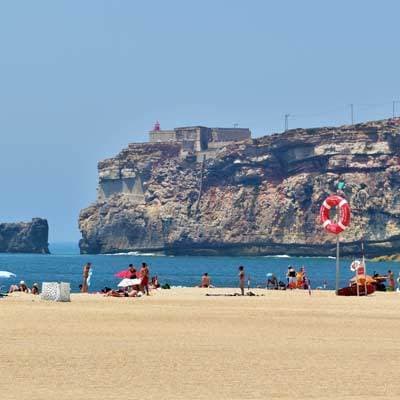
[79,119,400,256]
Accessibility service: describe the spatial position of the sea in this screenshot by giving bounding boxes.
[0,242,398,292]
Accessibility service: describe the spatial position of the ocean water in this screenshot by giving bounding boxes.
[0,243,398,292]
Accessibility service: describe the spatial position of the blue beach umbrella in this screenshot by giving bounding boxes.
[0,271,16,296]
[0,271,16,279]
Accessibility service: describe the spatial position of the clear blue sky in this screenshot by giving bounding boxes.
[0,0,399,242]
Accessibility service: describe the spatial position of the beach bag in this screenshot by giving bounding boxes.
[41,282,71,302]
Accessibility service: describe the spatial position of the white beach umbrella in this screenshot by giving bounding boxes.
[0,271,16,279]
[117,278,141,288]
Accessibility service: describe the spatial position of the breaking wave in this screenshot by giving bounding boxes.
[104,251,164,257]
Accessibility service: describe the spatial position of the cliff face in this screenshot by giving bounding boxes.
[0,218,49,254]
[79,119,400,256]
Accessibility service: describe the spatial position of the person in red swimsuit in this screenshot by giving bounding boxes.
[140,262,150,295]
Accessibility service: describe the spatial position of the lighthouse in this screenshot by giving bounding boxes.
[153,121,160,131]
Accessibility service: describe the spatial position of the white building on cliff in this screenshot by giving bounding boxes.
[149,122,251,160]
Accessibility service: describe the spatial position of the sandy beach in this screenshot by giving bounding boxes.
[1,288,400,399]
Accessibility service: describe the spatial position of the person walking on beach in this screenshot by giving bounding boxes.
[140,262,150,295]
[238,266,245,295]
[81,262,91,293]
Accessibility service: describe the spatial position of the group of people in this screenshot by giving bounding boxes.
[265,266,311,290]
[8,262,400,297]
[199,266,248,296]
[199,265,312,294]
[286,266,309,290]
[385,269,400,291]
[8,281,40,295]
[81,262,157,297]
[372,270,400,292]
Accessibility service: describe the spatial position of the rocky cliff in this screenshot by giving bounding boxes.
[79,119,400,257]
[0,218,49,254]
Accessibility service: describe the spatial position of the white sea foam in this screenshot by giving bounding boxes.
[104,251,164,257]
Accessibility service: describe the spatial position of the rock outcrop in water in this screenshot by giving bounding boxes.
[79,119,400,257]
[0,218,49,254]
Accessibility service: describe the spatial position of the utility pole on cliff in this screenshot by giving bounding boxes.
[350,104,354,124]
[393,101,400,118]
[284,114,290,131]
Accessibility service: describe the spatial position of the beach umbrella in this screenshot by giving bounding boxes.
[0,271,16,279]
[117,278,141,288]
[114,269,132,279]
[115,269,141,279]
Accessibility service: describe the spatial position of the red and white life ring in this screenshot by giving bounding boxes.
[350,260,361,272]
[320,195,351,235]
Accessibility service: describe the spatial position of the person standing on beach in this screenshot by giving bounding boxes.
[387,270,395,291]
[140,262,150,295]
[296,267,304,289]
[287,266,296,289]
[81,262,91,293]
[238,266,245,296]
[128,264,137,279]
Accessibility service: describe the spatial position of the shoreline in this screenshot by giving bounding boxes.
[3,246,400,263]
[3,285,399,299]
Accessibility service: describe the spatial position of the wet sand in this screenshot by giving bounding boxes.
[1,288,400,399]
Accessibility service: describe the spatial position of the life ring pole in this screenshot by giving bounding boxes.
[335,236,340,295]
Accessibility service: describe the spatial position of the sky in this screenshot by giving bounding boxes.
[0,0,399,242]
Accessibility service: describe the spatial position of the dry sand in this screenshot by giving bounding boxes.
[1,288,400,400]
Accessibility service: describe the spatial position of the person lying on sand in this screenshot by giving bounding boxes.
[104,288,139,297]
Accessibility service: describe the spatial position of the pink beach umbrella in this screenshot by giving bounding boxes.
[114,269,132,279]
[114,269,142,279]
